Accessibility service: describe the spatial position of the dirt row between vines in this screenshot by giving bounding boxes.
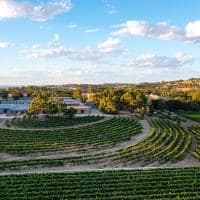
[0,163,200,176]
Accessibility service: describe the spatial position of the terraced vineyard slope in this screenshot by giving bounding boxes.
[0,117,141,155]
[107,119,192,166]
[0,119,197,171]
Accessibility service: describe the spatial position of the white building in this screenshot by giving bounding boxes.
[52,97,91,115]
[61,97,84,106]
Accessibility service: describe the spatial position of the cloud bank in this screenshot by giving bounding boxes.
[21,37,122,61]
[0,42,12,49]
[128,53,193,68]
[0,0,71,22]
[112,20,200,43]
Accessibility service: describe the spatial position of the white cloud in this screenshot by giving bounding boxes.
[128,53,193,68]
[185,20,200,42]
[97,37,121,53]
[32,44,40,49]
[103,0,117,15]
[175,52,193,65]
[0,42,12,49]
[0,0,72,22]
[21,44,103,61]
[112,20,200,43]
[21,37,123,62]
[112,20,184,41]
[72,47,103,61]
[54,33,60,42]
[21,44,73,59]
[112,21,149,37]
[85,28,100,33]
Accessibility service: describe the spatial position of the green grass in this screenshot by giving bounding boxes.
[0,168,199,199]
[177,111,200,122]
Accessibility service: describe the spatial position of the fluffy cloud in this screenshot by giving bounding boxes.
[21,37,122,61]
[97,37,121,54]
[0,0,71,22]
[185,20,200,42]
[128,53,193,68]
[112,20,200,43]
[0,42,12,49]
[21,44,73,59]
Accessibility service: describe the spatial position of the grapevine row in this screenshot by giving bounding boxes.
[0,168,199,200]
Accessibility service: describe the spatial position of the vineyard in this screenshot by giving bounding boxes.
[0,114,200,199]
[0,168,200,199]
[101,119,190,166]
[10,115,104,128]
[0,118,199,171]
[190,126,200,160]
[177,111,200,122]
[0,117,141,155]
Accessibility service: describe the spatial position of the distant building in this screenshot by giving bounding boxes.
[0,97,32,105]
[148,94,160,100]
[0,97,33,115]
[51,97,91,115]
[72,105,91,114]
[61,97,84,106]
[148,94,172,101]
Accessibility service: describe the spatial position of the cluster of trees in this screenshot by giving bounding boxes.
[0,78,199,114]
[28,93,76,118]
[0,86,73,100]
[152,99,200,112]
[89,88,147,114]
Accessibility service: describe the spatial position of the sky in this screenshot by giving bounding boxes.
[0,0,200,85]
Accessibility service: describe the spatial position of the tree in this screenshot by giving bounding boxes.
[72,88,82,100]
[98,88,118,114]
[191,91,200,102]
[0,89,9,99]
[63,107,77,118]
[120,89,146,112]
[28,93,56,114]
[98,97,117,113]
[10,90,23,100]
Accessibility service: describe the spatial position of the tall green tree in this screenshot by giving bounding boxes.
[72,88,82,100]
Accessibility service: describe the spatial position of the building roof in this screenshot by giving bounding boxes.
[0,104,28,111]
[70,105,90,109]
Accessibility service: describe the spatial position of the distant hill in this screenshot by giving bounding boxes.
[137,78,200,92]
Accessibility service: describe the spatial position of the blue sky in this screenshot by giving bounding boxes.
[0,0,199,85]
